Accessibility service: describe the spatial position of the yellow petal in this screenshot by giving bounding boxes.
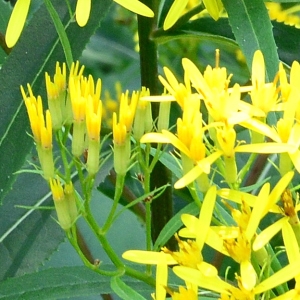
[156,264,168,300]
[255,258,300,294]
[140,132,170,144]
[6,0,31,48]
[235,142,296,154]
[245,183,270,241]
[282,221,300,263]
[178,227,196,239]
[240,118,280,142]
[253,218,288,251]
[206,227,230,256]
[174,164,202,189]
[196,186,216,250]
[182,58,210,98]
[181,214,198,235]
[240,260,256,291]
[174,151,222,189]
[173,266,232,294]
[163,0,189,30]
[217,188,258,206]
[114,0,154,17]
[198,261,218,277]
[122,250,177,265]
[202,0,223,21]
[289,151,300,173]
[251,50,265,87]
[76,0,91,27]
[265,171,294,216]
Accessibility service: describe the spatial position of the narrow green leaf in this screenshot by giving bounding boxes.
[222,0,279,81]
[43,0,73,69]
[111,276,147,300]
[0,266,153,299]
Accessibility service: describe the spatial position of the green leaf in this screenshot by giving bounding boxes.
[0,0,111,204]
[153,201,199,250]
[222,0,279,81]
[0,171,64,280]
[44,0,73,68]
[111,276,147,300]
[0,266,153,299]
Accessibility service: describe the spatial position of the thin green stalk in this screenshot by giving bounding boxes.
[102,174,125,233]
[56,129,71,181]
[238,153,258,184]
[67,228,123,277]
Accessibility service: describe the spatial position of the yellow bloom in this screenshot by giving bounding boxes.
[140,111,222,189]
[170,286,197,300]
[45,62,67,129]
[5,0,31,48]
[250,50,279,115]
[173,259,300,300]
[182,57,253,124]
[119,91,139,133]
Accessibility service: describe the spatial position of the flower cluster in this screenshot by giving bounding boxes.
[21,48,300,299]
[122,50,300,299]
[22,61,148,232]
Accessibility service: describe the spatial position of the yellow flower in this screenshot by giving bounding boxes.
[5,0,31,48]
[182,57,255,125]
[173,258,300,300]
[170,286,197,300]
[140,110,222,189]
[45,62,67,130]
[250,50,280,115]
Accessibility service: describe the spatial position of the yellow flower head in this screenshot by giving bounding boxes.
[170,286,198,300]
[21,84,52,149]
[86,95,102,142]
[162,234,202,269]
[118,91,139,133]
[113,112,127,145]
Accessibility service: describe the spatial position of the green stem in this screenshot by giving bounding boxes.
[56,129,71,181]
[82,206,156,286]
[102,174,125,233]
[238,152,257,184]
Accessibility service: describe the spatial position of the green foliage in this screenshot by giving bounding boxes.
[2,0,300,299]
